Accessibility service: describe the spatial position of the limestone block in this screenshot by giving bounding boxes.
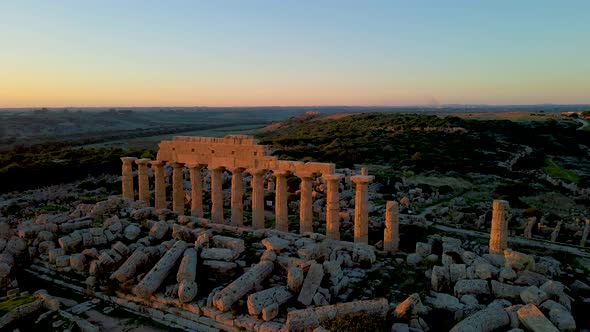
[112,241,130,257]
[70,254,86,272]
[122,225,140,242]
[82,232,93,247]
[394,293,424,319]
[261,303,279,322]
[520,286,548,306]
[517,304,559,332]
[177,248,198,283]
[504,249,535,271]
[247,286,293,315]
[178,280,198,303]
[449,264,466,283]
[98,252,115,268]
[449,303,510,332]
[149,221,169,240]
[491,280,526,300]
[260,250,276,262]
[288,266,304,294]
[212,261,273,311]
[38,241,55,255]
[425,292,464,312]
[539,300,576,332]
[134,241,188,298]
[201,248,235,261]
[454,279,490,297]
[286,299,388,332]
[110,249,149,283]
[56,255,71,268]
[58,235,80,253]
[475,262,498,280]
[415,242,431,258]
[297,262,324,306]
[431,265,450,292]
[49,248,65,264]
[212,235,245,255]
[261,237,290,252]
[202,260,237,275]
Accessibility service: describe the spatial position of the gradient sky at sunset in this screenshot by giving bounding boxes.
[1,1,589,107]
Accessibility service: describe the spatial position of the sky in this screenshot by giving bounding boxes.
[1,1,589,107]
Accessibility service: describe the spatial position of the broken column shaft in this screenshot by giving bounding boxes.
[134,240,188,298]
[384,201,400,253]
[121,157,137,200]
[324,174,344,240]
[151,161,167,209]
[351,169,374,244]
[135,158,151,206]
[489,199,510,255]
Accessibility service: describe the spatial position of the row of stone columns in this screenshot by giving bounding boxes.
[122,157,373,243]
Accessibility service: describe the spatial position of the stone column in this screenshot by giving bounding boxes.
[187,164,204,218]
[210,166,224,223]
[251,169,266,229]
[151,161,167,209]
[274,171,289,232]
[384,201,399,253]
[298,172,314,234]
[350,170,374,244]
[489,199,509,255]
[580,219,590,247]
[230,168,244,226]
[135,158,151,206]
[324,174,344,240]
[121,157,137,200]
[168,162,185,214]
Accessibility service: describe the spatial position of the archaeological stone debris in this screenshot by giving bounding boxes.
[0,135,588,331]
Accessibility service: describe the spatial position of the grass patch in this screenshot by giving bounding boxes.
[0,295,37,316]
[544,159,580,184]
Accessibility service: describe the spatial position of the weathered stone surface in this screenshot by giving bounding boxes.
[70,253,86,272]
[56,255,71,268]
[450,303,510,332]
[431,265,450,292]
[540,300,576,332]
[454,279,490,297]
[200,248,235,261]
[489,200,509,255]
[491,280,527,300]
[177,248,198,282]
[286,299,388,332]
[134,241,188,298]
[149,221,169,240]
[520,286,548,306]
[288,266,304,294]
[212,235,245,255]
[112,241,130,256]
[415,242,431,258]
[298,262,324,306]
[124,225,141,241]
[426,292,464,312]
[504,249,535,271]
[178,280,198,303]
[247,286,293,315]
[261,236,290,251]
[212,261,274,312]
[449,264,466,283]
[394,293,424,319]
[517,304,559,332]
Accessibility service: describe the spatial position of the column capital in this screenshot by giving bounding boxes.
[121,157,137,163]
[350,175,374,184]
[273,170,290,177]
[323,173,344,181]
[229,167,246,173]
[167,161,185,168]
[150,160,166,166]
[296,172,315,179]
[208,165,225,171]
[135,158,151,165]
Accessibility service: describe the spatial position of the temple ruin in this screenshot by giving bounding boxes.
[120,135,371,243]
